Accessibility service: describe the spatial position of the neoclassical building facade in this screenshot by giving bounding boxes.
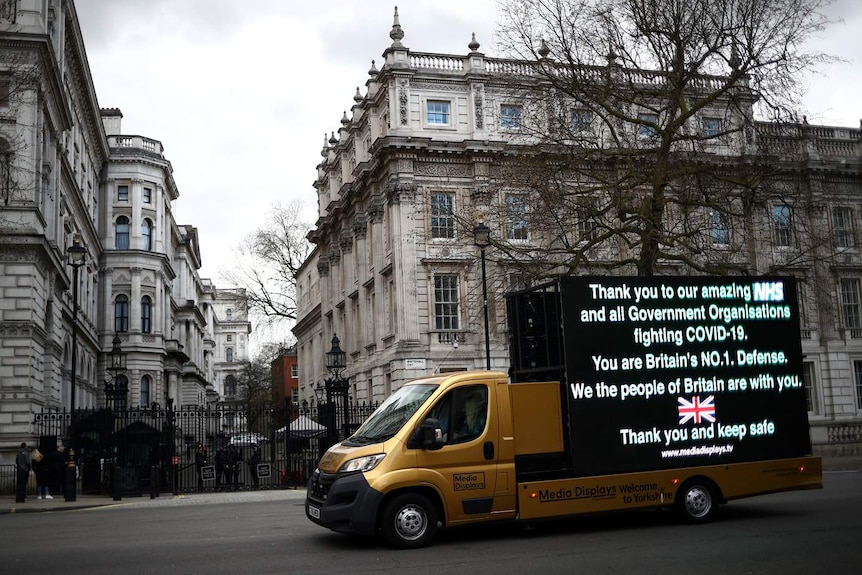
[0,1,250,463]
[294,11,862,455]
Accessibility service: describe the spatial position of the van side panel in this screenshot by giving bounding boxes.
[516,456,822,521]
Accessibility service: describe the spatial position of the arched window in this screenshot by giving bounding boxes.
[226,309,233,321]
[115,294,129,332]
[142,218,153,251]
[141,296,152,333]
[226,347,234,362]
[116,216,130,249]
[140,375,151,406]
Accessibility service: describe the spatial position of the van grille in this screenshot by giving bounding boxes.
[309,468,335,502]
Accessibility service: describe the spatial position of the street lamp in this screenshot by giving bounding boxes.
[473,218,492,370]
[324,334,350,440]
[325,334,346,379]
[104,335,128,411]
[65,234,86,502]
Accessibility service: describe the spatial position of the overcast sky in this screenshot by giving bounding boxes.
[74,0,861,283]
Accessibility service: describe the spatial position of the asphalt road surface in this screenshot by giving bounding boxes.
[1,470,860,575]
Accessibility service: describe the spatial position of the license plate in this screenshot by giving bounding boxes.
[308,505,321,519]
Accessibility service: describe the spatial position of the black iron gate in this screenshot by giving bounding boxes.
[33,399,377,496]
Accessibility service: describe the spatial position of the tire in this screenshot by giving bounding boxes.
[676,479,717,524]
[380,493,438,549]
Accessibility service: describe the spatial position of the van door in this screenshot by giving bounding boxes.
[415,384,498,524]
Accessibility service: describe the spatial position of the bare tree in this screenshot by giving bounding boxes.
[472,0,835,278]
[221,200,312,326]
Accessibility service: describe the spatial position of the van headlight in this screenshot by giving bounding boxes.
[339,453,386,473]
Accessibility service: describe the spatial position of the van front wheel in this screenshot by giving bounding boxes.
[381,493,438,549]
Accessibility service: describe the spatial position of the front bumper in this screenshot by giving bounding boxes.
[305,468,384,536]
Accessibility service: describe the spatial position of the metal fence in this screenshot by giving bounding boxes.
[16,400,378,497]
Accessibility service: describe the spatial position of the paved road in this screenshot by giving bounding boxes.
[0,468,860,575]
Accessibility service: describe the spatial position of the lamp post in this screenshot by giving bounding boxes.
[473,218,492,370]
[103,335,127,501]
[65,235,86,502]
[104,335,128,410]
[324,334,350,441]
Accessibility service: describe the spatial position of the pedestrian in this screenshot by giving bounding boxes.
[48,445,66,497]
[194,443,208,490]
[215,445,227,490]
[15,442,31,503]
[32,448,52,499]
[247,444,261,487]
[227,444,242,491]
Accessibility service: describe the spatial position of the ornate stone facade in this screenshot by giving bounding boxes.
[295,9,862,455]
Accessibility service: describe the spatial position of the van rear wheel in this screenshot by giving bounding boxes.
[381,493,437,549]
[676,479,717,523]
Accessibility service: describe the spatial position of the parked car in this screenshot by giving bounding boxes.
[229,432,268,446]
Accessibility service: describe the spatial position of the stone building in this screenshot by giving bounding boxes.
[0,1,249,462]
[294,10,862,455]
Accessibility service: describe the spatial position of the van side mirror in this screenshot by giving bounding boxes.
[408,418,445,450]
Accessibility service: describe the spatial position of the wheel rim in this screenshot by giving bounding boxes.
[684,485,712,518]
[394,504,428,541]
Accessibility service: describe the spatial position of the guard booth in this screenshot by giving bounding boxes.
[73,409,118,494]
[113,420,160,494]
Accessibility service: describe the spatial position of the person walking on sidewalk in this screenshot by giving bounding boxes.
[247,444,261,487]
[15,442,32,503]
[32,448,52,499]
[48,446,66,497]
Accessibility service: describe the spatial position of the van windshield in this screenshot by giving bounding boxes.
[346,384,438,445]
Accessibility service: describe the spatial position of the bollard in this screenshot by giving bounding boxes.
[113,464,122,501]
[64,449,77,502]
[172,455,179,495]
[150,465,157,499]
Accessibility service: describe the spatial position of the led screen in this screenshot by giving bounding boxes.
[559,276,811,476]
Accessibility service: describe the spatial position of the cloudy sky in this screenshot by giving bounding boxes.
[74,0,861,283]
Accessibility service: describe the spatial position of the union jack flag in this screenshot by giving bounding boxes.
[677,395,716,425]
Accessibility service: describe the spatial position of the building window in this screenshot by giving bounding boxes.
[427,100,451,125]
[802,361,818,413]
[832,206,854,249]
[141,296,152,333]
[637,113,658,137]
[772,205,794,247]
[506,194,528,240]
[291,364,298,378]
[115,294,129,333]
[570,108,592,132]
[0,79,9,107]
[226,334,232,342]
[117,185,129,201]
[702,117,722,138]
[143,187,152,204]
[854,361,862,410]
[226,347,234,363]
[841,278,862,332]
[226,309,233,321]
[711,209,730,246]
[225,375,236,398]
[578,205,597,241]
[430,192,455,239]
[500,104,522,128]
[115,216,130,249]
[140,375,151,407]
[434,275,459,331]
[142,218,153,251]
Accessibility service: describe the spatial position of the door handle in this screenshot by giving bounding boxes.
[483,441,494,460]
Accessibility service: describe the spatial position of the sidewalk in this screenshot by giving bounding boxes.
[3,455,859,515]
[2,487,307,515]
